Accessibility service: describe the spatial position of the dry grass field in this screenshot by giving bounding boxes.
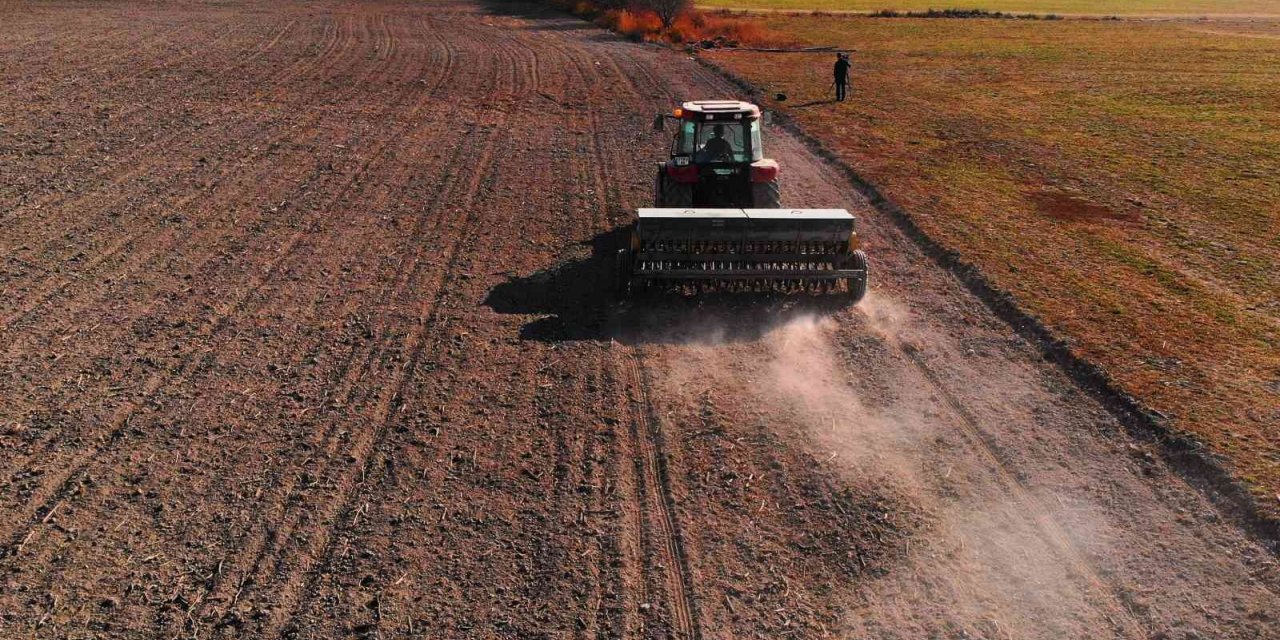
[700,0,1280,16]
[706,16,1280,499]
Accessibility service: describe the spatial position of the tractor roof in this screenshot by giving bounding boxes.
[678,100,761,120]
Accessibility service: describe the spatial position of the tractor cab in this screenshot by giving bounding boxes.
[653,100,778,208]
[660,101,763,164]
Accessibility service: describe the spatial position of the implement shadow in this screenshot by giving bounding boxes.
[484,227,856,346]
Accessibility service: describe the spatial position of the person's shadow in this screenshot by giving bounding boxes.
[483,226,857,346]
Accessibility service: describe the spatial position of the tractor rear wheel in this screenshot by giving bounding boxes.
[752,179,782,208]
[846,249,868,303]
[655,171,693,207]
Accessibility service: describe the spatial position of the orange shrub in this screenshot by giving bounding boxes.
[540,0,786,48]
[702,15,785,47]
[667,11,787,47]
[616,9,664,40]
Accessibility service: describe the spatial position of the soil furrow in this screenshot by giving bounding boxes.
[189,109,475,630]
[0,17,440,557]
[264,109,515,637]
[0,16,412,467]
[0,17,298,220]
[0,12,390,335]
[0,11,340,230]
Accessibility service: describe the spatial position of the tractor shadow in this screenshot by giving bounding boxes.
[484,227,856,346]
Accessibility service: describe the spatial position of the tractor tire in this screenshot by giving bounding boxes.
[845,249,868,304]
[752,179,782,208]
[655,171,693,207]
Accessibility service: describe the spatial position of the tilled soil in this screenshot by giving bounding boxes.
[0,1,1276,638]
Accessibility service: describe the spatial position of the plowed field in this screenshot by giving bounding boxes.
[1,2,1277,638]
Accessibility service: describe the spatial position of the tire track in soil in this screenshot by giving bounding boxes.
[548,41,642,635]
[177,3,453,585]
[898,345,1150,639]
[536,93,629,636]
[187,50,473,630]
[0,15,295,222]
[255,29,553,637]
[500,36,635,623]
[0,23,129,60]
[265,106,515,639]
[617,349,703,640]
[0,11,336,255]
[211,35,511,633]
[0,128,332,484]
[5,16,389,419]
[0,21,203,100]
[461,24,633,627]
[0,9,445,455]
[575,41,711,637]
[0,11,374,338]
[82,21,250,94]
[1,136,331,562]
[557,34,709,635]
[0,14,323,250]
[0,10,441,561]
[6,4,1280,638]
[595,363,640,639]
[7,13,693,636]
[0,10,399,468]
[163,61,471,639]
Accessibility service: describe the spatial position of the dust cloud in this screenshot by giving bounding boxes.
[657,292,1124,639]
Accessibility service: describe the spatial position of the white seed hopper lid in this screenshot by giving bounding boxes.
[637,208,747,219]
[742,208,853,220]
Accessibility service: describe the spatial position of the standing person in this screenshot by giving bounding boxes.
[833,52,851,102]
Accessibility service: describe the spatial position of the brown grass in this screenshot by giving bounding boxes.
[697,0,1280,15]
[707,17,1280,500]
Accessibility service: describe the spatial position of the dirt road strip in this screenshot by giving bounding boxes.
[1,1,1277,638]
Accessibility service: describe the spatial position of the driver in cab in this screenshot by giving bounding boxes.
[697,124,734,162]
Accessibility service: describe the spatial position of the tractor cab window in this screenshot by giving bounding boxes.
[693,123,744,163]
[674,119,762,163]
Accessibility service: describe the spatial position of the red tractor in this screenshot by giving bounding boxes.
[616,100,869,300]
